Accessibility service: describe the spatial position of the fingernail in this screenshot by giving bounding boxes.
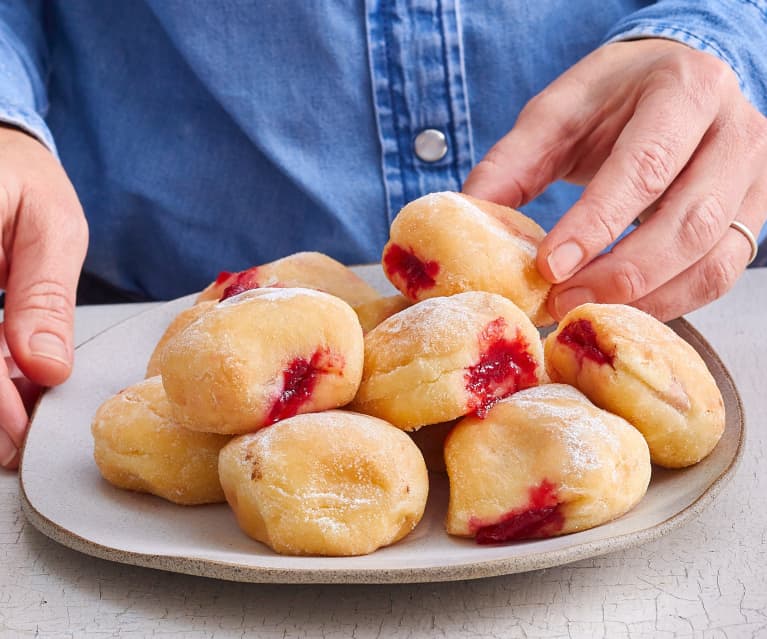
[29,332,70,366]
[553,287,596,319]
[0,429,18,467]
[547,241,585,281]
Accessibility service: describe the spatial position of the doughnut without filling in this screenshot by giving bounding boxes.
[218,410,429,556]
[91,376,231,505]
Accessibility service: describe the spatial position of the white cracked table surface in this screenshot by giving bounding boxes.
[1,270,765,638]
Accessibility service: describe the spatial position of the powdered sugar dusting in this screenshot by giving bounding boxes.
[500,384,624,474]
[217,287,331,307]
[374,294,478,340]
[440,192,538,257]
[227,411,424,547]
[366,291,538,374]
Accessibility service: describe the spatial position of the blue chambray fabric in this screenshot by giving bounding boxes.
[0,0,765,299]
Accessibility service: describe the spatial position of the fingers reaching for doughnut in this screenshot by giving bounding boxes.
[463,38,767,321]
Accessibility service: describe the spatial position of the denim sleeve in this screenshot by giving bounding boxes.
[603,0,767,116]
[0,0,56,153]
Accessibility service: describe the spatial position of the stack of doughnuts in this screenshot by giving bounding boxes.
[92,191,725,556]
[94,284,428,556]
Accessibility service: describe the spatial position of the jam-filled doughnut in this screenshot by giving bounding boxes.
[350,291,544,430]
[145,301,216,378]
[544,303,725,468]
[445,384,651,542]
[382,192,553,326]
[218,410,429,556]
[353,294,412,334]
[91,376,231,505]
[197,251,381,306]
[160,288,364,434]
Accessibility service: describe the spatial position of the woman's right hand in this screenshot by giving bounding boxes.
[0,126,88,470]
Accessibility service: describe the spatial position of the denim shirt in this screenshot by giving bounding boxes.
[1,1,766,300]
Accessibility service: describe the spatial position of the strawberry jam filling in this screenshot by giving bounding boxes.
[465,318,538,418]
[382,243,439,299]
[470,479,564,544]
[219,266,261,300]
[557,319,614,366]
[265,348,345,424]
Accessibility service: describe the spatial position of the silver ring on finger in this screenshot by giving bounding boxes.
[729,220,759,266]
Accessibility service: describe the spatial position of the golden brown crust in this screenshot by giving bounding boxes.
[544,303,725,468]
[196,251,381,306]
[352,294,412,334]
[350,292,544,430]
[160,288,364,434]
[145,301,216,378]
[382,192,553,326]
[444,384,651,539]
[91,377,231,505]
[218,410,429,556]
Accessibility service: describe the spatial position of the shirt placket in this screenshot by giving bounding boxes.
[366,0,474,222]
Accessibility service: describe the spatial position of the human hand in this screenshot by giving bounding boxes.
[0,126,88,470]
[463,38,767,322]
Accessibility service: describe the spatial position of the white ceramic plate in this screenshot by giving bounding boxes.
[20,266,744,584]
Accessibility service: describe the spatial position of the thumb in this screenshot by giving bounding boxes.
[3,189,88,387]
[462,91,583,207]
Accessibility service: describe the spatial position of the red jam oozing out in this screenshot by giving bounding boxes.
[465,318,539,418]
[265,348,345,424]
[215,271,233,285]
[219,266,261,300]
[382,243,439,299]
[557,319,614,367]
[470,479,564,544]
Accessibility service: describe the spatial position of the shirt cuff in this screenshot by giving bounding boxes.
[602,23,745,93]
[0,101,57,157]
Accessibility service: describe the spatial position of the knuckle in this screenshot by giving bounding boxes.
[609,261,649,302]
[690,50,735,92]
[624,139,675,201]
[477,148,535,203]
[648,52,732,116]
[698,254,739,302]
[582,195,624,246]
[479,146,507,174]
[676,196,728,257]
[655,49,732,91]
[13,279,75,326]
[520,90,580,141]
[519,91,551,121]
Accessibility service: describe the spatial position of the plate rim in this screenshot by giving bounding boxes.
[19,304,745,584]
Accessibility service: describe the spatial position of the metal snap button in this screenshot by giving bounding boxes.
[413,129,448,162]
